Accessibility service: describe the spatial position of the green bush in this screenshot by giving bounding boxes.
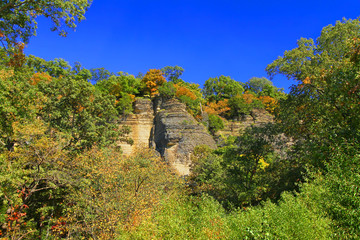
[208,114,224,134]
[118,188,333,240]
[227,191,332,239]
[158,81,176,99]
[118,194,230,240]
[306,152,360,239]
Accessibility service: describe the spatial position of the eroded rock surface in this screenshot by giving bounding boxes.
[119,98,217,176]
[118,98,155,155]
[218,108,274,138]
[153,99,217,175]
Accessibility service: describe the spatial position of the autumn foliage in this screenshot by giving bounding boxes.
[30,72,52,85]
[174,83,197,100]
[142,69,166,97]
[259,95,277,113]
[204,99,230,116]
[8,43,26,68]
[242,91,258,104]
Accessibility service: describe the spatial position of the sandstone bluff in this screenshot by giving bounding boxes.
[119,98,273,175]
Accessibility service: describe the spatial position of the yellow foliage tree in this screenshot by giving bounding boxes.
[259,95,277,114]
[30,72,52,85]
[204,99,230,116]
[174,83,197,100]
[141,69,166,97]
[67,148,181,239]
[242,91,257,104]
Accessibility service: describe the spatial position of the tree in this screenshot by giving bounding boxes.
[221,126,275,207]
[90,67,113,84]
[189,124,284,209]
[66,148,181,239]
[95,74,140,115]
[266,18,360,167]
[0,120,76,239]
[227,92,264,118]
[0,67,38,150]
[203,75,244,102]
[204,99,230,116]
[0,0,92,48]
[244,77,285,100]
[37,75,123,152]
[208,114,224,135]
[244,77,273,95]
[158,82,176,99]
[161,65,184,84]
[259,95,277,114]
[26,55,72,78]
[141,69,166,97]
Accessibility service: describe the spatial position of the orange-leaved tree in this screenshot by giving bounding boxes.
[204,99,230,117]
[259,95,277,114]
[30,72,52,85]
[174,83,197,100]
[141,69,166,97]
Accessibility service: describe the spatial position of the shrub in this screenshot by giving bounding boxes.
[227,191,332,239]
[208,114,224,134]
[158,81,176,99]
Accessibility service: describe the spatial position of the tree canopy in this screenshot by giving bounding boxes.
[203,75,244,102]
[267,17,360,166]
[0,0,92,48]
[161,65,184,84]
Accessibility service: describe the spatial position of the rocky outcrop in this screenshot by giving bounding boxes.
[218,108,274,138]
[118,98,217,176]
[119,99,275,175]
[153,99,217,176]
[118,98,155,155]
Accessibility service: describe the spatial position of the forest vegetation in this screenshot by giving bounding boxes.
[1,1,360,239]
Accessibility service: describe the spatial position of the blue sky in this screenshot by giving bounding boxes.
[24,0,360,92]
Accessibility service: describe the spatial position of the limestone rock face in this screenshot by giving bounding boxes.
[153,99,217,176]
[218,108,274,138]
[118,98,155,155]
[118,98,216,176]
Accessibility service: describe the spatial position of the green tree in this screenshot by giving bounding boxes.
[90,67,113,83]
[266,18,360,168]
[203,75,244,102]
[95,74,140,97]
[26,55,72,78]
[227,94,251,117]
[244,77,273,94]
[95,74,141,114]
[37,75,123,152]
[208,114,224,135]
[0,0,92,47]
[161,65,184,84]
[158,81,176,99]
[220,125,276,207]
[0,67,38,150]
[244,77,285,100]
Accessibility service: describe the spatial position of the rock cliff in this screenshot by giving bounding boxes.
[153,99,217,176]
[119,98,217,176]
[119,99,274,175]
[118,98,155,155]
[218,108,274,138]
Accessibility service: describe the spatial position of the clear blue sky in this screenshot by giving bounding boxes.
[24,0,360,92]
